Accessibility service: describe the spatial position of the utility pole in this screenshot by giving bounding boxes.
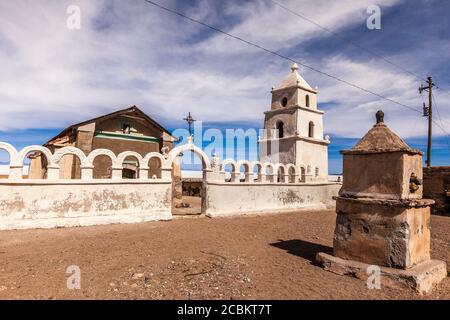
[419,76,435,167]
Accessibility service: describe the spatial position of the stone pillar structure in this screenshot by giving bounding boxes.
[171,155,183,208]
[73,123,95,179]
[205,153,221,182]
[316,111,447,294]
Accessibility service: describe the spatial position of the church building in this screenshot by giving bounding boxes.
[259,63,330,181]
[28,106,177,179]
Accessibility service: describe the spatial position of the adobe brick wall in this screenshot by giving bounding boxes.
[423,166,450,216]
[29,114,174,180]
[92,136,160,178]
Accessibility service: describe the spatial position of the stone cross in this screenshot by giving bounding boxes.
[183,112,196,136]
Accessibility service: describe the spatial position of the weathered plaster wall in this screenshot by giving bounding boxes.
[271,88,298,110]
[172,157,183,206]
[296,109,323,139]
[1,139,339,230]
[340,152,422,200]
[0,180,172,230]
[296,140,328,182]
[334,195,431,269]
[204,182,341,217]
[259,138,297,165]
[264,107,297,138]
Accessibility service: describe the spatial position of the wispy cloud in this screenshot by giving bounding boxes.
[0,0,449,143]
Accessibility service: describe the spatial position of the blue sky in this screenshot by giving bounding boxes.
[0,0,449,173]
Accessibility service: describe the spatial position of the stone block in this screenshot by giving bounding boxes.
[339,153,423,200]
[333,197,433,269]
[316,252,447,294]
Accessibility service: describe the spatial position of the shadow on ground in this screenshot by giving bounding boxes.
[270,239,332,263]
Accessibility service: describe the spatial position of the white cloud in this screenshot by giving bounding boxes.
[0,0,449,142]
[193,0,402,55]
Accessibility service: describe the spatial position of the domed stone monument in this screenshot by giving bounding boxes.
[316,111,447,293]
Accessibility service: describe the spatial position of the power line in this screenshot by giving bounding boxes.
[431,92,450,151]
[431,118,450,151]
[141,0,422,114]
[432,93,449,128]
[269,0,427,83]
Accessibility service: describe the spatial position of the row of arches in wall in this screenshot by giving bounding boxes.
[0,143,167,180]
[0,140,212,181]
[0,141,319,183]
[219,159,320,183]
[281,94,310,108]
[275,121,314,139]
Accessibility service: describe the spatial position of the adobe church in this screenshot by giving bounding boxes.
[28,106,177,179]
[29,64,330,185]
[259,63,329,181]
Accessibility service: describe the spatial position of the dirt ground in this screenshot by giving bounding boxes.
[172,196,202,216]
[0,209,448,300]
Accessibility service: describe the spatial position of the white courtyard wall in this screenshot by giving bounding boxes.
[0,180,172,230]
[204,181,340,217]
[0,140,341,230]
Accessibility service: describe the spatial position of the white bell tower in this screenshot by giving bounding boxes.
[259,63,330,182]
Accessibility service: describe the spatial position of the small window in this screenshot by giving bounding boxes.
[122,124,131,134]
[300,167,306,182]
[315,167,319,177]
[281,97,288,107]
[121,121,134,134]
[276,121,284,138]
[306,95,310,107]
[308,121,314,138]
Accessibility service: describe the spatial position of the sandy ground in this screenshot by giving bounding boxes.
[172,196,202,216]
[0,209,448,300]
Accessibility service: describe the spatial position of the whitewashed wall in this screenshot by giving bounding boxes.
[0,140,200,230]
[0,138,341,230]
[0,180,172,230]
[204,181,341,217]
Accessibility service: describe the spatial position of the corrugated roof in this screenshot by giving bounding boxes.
[45,105,175,145]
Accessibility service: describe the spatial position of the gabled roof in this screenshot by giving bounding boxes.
[45,106,175,145]
[273,63,316,92]
[342,110,422,155]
